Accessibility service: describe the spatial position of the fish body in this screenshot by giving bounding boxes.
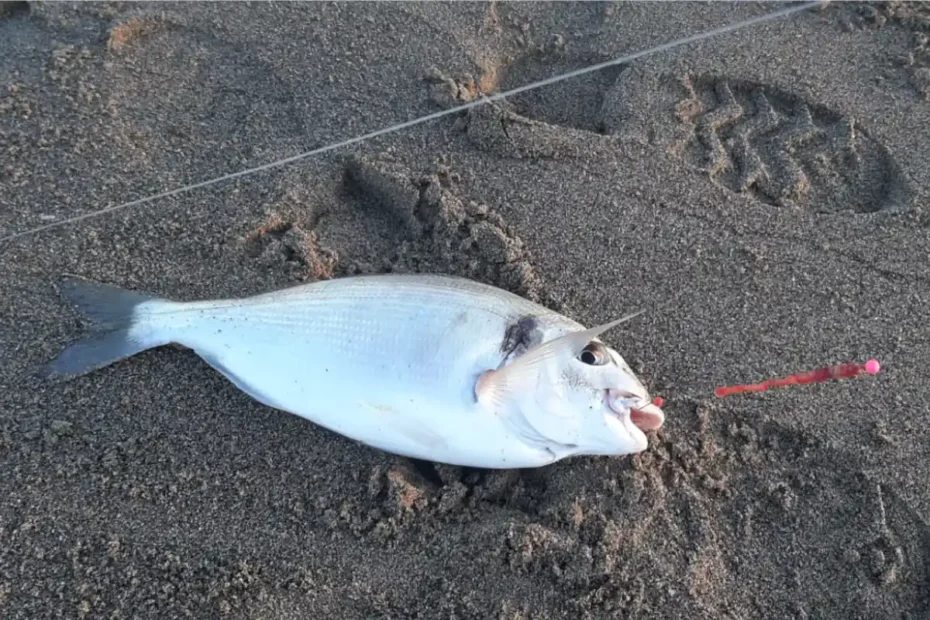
[43,274,665,469]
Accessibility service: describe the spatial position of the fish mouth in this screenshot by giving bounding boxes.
[607,390,665,433]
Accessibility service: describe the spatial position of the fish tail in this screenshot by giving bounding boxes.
[40,276,174,381]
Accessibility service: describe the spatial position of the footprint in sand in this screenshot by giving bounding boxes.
[604,71,913,214]
[104,15,306,172]
[426,47,625,160]
[431,49,914,215]
[337,153,563,310]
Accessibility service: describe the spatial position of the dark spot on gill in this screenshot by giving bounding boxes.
[500,315,539,356]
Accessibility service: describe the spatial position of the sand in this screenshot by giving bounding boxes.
[1,1,929,618]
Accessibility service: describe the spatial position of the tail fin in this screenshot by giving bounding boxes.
[40,276,169,381]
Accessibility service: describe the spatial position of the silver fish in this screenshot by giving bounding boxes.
[42,274,665,468]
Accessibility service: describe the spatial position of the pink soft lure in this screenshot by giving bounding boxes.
[714,359,881,398]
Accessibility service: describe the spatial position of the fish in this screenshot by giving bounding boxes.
[40,273,665,469]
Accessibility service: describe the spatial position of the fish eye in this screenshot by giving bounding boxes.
[578,342,609,366]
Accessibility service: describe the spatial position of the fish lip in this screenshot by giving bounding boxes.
[630,402,665,432]
[607,390,665,433]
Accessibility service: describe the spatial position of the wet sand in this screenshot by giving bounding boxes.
[2,2,930,618]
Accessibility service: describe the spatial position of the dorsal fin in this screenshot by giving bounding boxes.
[475,310,645,411]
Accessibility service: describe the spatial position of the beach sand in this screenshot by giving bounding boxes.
[2,1,929,618]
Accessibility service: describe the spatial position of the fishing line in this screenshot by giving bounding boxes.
[0,0,824,247]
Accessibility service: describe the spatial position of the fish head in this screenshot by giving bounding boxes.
[476,315,665,457]
[528,337,664,456]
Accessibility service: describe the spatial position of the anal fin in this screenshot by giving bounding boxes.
[196,350,287,412]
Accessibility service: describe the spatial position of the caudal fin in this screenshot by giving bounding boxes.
[40,276,168,381]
